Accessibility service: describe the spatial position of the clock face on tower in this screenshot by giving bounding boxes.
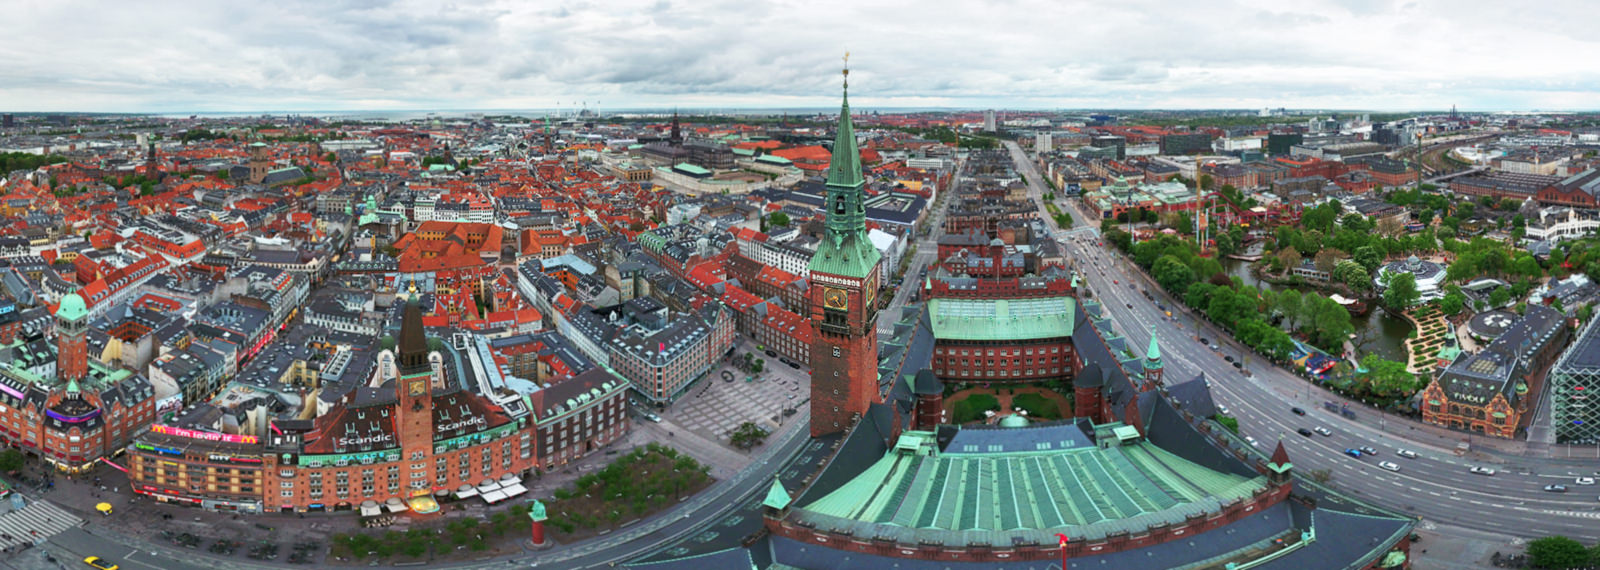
[409,379,427,396]
[823,287,850,311]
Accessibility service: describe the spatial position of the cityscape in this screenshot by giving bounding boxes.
[6,2,1600,570]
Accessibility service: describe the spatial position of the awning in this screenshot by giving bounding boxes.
[500,483,528,498]
[385,497,409,513]
[476,481,501,494]
[481,489,508,504]
[454,484,479,499]
[500,473,519,482]
[359,501,382,517]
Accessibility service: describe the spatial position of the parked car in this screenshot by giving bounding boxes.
[765,350,776,358]
[1296,428,1313,437]
[1313,427,1332,436]
[1290,407,1306,416]
[1232,361,1243,369]
[1358,446,1378,456]
[1545,484,1569,493]
[1210,344,1220,351]
[1343,449,1364,459]
[1378,461,1401,472]
[1396,449,1418,459]
[1469,466,1496,476]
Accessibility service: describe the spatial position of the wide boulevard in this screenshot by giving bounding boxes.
[1004,140,1600,543]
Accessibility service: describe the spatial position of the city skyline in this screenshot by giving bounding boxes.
[6,0,1600,113]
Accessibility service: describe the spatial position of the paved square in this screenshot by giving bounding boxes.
[669,343,810,444]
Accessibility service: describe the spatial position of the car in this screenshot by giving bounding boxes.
[788,362,800,370]
[765,350,776,358]
[1127,303,1133,309]
[1545,484,1569,493]
[1378,461,1401,472]
[1343,449,1363,459]
[1232,361,1243,369]
[1210,344,1220,351]
[83,558,118,570]
[1113,280,1119,284]
[1199,337,1209,345]
[1469,466,1497,476]
[1358,446,1378,456]
[1577,477,1596,486]
[1244,436,1259,447]
[1291,407,1306,416]
[1217,405,1230,415]
[1296,428,1313,437]
[1224,355,1234,362]
[1313,427,1332,436]
[1396,449,1418,459]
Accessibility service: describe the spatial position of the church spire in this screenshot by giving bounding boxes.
[1146,327,1162,368]
[824,52,863,189]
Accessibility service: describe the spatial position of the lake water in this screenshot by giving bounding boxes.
[1219,258,1415,363]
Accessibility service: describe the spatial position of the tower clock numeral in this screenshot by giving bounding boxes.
[833,347,841,358]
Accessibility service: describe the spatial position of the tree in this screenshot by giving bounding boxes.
[1581,303,1594,323]
[1353,246,1383,274]
[729,422,769,449]
[1526,536,1590,569]
[1276,247,1302,271]
[1214,415,1239,434]
[1514,255,1542,279]
[1276,289,1303,329]
[325,152,339,163]
[1439,293,1465,315]
[1360,354,1419,396]
[768,212,791,227]
[0,449,22,473]
[1489,287,1511,308]
[1152,255,1197,296]
[1381,272,1420,310]
[1313,250,1342,276]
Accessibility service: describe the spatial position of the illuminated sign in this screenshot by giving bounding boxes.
[150,424,259,445]
[0,384,24,400]
[207,453,263,464]
[46,408,102,424]
[134,443,184,456]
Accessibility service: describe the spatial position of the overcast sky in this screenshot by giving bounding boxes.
[5,0,1599,113]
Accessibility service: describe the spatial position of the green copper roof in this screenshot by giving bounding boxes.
[799,430,1265,535]
[824,82,863,188]
[1146,328,1162,368]
[762,478,792,510]
[808,233,880,279]
[56,292,88,322]
[929,297,1076,342]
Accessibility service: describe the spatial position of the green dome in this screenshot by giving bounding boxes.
[57,292,88,321]
[998,414,1030,428]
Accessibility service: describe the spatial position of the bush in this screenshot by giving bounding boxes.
[952,393,1001,424]
[1215,415,1240,434]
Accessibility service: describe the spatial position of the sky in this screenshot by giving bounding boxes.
[5,0,1600,113]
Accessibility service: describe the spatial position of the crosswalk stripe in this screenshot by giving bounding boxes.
[0,499,82,548]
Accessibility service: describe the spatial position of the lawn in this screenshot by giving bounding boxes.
[952,393,1001,424]
[330,504,538,561]
[1012,392,1063,420]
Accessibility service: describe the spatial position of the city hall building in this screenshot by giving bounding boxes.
[128,301,629,513]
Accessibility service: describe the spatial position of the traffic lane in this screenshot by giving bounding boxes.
[47,528,215,570]
[1085,269,1600,509]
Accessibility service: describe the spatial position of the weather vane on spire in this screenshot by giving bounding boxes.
[843,51,850,89]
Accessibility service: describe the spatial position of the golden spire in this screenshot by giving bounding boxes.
[843,51,850,90]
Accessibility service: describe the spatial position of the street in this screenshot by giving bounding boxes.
[1004,140,1600,544]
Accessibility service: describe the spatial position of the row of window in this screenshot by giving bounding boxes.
[938,368,1064,378]
[936,346,1063,356]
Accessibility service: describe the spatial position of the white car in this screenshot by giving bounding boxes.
[1378,461,1401,472]
[1576,477,1595,486]
[1396,449,1418,459]
[1244,436,1259,447]
[1312,427,1332,437]
[1469,466,1496,476]
[1217,405,1231,416]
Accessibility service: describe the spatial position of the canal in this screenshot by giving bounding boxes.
[1219,258,1414,363]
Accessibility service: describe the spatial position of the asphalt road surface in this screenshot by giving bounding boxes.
[1004,140,1600,543]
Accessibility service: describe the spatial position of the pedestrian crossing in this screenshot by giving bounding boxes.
[0,499,81,549]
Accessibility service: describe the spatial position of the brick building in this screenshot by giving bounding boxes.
[1421,304,1569,438]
